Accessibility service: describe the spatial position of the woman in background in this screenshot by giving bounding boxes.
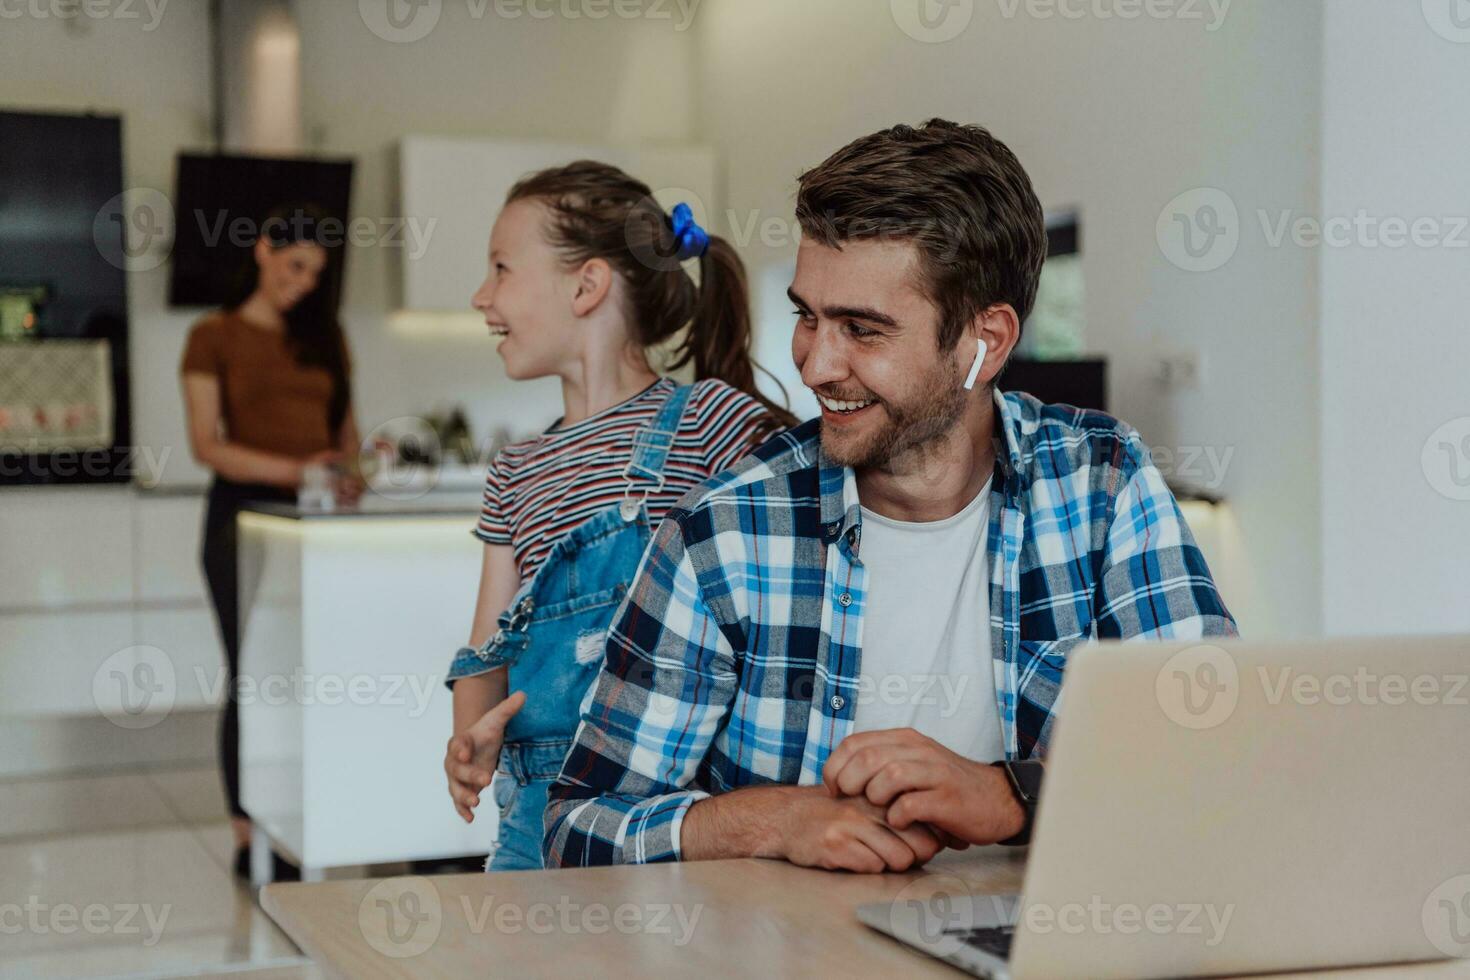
[441,161,795,870]
[180,205,362,878]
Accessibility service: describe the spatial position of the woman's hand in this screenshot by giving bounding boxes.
[336,472,366,505]
[444,691,526,822]
[295,448,344,484]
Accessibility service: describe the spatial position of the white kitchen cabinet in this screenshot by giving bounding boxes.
[132,493,209,603]
[396,136,718,311]
[0,487,135,609]
[0,609,137,717]
[134,606,226,712]
[0,489,219,732]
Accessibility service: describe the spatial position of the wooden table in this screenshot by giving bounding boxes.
[262,850,1470,979]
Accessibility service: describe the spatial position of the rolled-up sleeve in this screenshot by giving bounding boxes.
[543,511,739,867]
[443,635,514,688]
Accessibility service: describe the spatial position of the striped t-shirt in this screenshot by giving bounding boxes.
[477,377,781,582]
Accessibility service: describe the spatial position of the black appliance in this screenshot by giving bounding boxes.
[168,152,354,308]
[0,109,131,486]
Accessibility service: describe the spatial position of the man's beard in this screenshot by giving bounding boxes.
[820,361,968,469]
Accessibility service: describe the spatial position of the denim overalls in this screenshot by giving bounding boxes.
[447,384,693,871]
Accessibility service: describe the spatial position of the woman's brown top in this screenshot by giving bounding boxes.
[180,311,347,459]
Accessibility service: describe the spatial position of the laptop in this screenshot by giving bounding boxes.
[857,634,1470,978]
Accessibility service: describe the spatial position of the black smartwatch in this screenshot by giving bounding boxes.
[991,759,1044,846]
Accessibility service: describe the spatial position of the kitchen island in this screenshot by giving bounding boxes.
[236,492,497,882]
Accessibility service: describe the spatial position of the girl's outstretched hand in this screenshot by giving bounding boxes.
[444,690,526,822]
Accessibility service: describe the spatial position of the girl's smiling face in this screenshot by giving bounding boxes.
[471,199,583,381]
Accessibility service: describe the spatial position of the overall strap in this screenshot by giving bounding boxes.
[623,383,694,488]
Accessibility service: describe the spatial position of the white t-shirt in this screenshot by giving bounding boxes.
[850,477,1004,763]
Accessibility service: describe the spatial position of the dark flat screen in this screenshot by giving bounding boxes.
[169,153,354,308]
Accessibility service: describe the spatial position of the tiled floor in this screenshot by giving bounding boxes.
[0,765,314,979]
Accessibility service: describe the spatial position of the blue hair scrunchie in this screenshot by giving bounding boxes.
[669,202,710,262]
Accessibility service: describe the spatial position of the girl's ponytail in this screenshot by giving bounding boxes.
[508,161,796,436]
[678,235,797,433]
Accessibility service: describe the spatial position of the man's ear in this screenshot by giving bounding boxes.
[569,257,614,318]
[963,304,1022,391]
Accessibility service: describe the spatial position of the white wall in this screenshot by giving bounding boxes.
[0,3,701,487]
[292,3,703,462]
[1319,3,1470,636]
[693,0,1324,638]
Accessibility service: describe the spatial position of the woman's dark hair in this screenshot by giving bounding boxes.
[225,203,351,437]
[506,161,796,435]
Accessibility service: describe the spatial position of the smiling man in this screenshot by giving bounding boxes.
[543,119,1237,872]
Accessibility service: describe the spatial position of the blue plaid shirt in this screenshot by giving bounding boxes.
[544,390,1237,867]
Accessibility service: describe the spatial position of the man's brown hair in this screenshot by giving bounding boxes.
[794,119,1047,352]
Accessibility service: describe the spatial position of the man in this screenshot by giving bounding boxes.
[538,119,1236,871]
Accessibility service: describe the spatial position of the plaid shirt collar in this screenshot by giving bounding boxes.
[822,387,1024,551]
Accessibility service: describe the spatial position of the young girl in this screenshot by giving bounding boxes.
[441,161,794,871]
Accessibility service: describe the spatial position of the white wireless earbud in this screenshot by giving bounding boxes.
[963,340,988,390]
